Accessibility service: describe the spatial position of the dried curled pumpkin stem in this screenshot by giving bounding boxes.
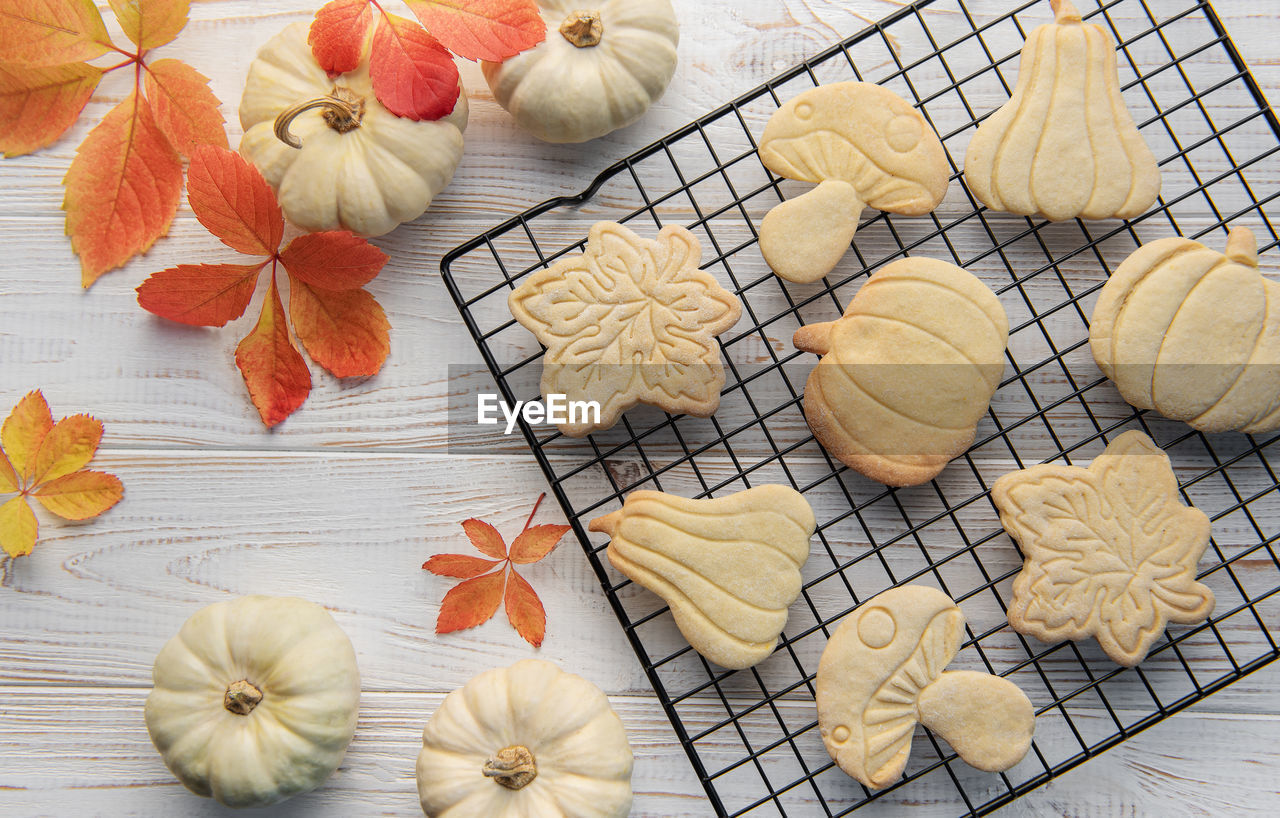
[482,745,537,790]
[223,680,263,716]
[560,10,603,48]
[274,86,366,149]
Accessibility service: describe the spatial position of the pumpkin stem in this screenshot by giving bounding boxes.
[482,745,537,790]
[1225,226,1258,267]
[1050,0,1082,24]
[223,680,263,716]
[560,10,604,48]
[274,86,366,149]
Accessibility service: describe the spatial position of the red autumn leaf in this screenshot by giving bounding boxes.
[509,523,570,564]
[234,279,312,428]
[0,62,102,157]
[0,0,110,65]
[186,144,283,257]
[504,569,545,647]
[143,58,228,157]
[402,0,544,63]
[461,517,507,559]
[370,12,459,121]
[63,89,184,287]
[278,230,387,290]
[108,0,189,50]
[288,281,389,378]
[137,262,266,327]
[309,0,372,77]
[423,553,501,578]
[436,569,506,634]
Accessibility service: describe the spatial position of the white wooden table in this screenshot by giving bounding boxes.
[2,1,1279,815]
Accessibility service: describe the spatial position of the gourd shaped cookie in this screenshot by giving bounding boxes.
[1090,226,1280,433]
[793,258,1008,486]
[992,431,1214,666]
[817,586,1035,789]
[758,82,949,283]
[509,221,742,436]
[588,485,815,669]
[963,0,1161,221]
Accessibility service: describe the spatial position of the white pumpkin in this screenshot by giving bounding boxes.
[239,22,468,237]
[482,0,679,143]
[417,659,633,817]
[144,595,362,808]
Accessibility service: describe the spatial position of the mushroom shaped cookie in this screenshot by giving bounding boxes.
[589,485,815,669]
[758,82,949,283]
[1090,226,1280,433]
[817,586,1035,789]
[793,258,1009,486]
[963,0,1160,221]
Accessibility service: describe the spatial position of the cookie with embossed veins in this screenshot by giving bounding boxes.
[817,586,1035,789]
[963,0,1160,221]
[588,485,815,670]
[508,221,741,436]
[793,258,1008,486]
[758,81,949,283]
[993,431,1214,666]
[1090,226,1280,433]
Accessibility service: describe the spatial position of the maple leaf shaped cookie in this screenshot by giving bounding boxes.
[992,431,1214,666]
[509,222,742,436]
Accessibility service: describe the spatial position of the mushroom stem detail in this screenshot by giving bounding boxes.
[560,10,604,47]
[223,680,263,716]
[274,86,366,149]
[759,180,865,284]
[482,745,537,790]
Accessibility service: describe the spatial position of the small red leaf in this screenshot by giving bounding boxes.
[186,145,283,257]
[137,261,266,327]
[0,62,102,157]
[504,569,545,647]
[234,278,311,427]
[370,12,460,121]
[424,553,501,578]
[436,569,505,634]
[143,58,228,157]
[279,231,387,290]
[403,0,545,63]
[461,517,507,559]
[310,0,372,77]
[287,280,389,378]
[509,523,569,564]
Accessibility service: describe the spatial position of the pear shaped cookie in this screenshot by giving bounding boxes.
[794,258,1009,486]
[589,485,815,669]
[963,0,1160,221]
[1090,226,1280,433]
[758,81,949,283]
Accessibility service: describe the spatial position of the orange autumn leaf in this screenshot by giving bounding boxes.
[288,282,390,378]
[143,58,228,156]
[278,231,385,290]
[108,0,189,50]
[136,262,265,327]
[185,142,283,256]
[0,390,122,559]
[370,12,459,121]
[310,0,372,77]
[0,0,111,66]
[234,278,312,428]
[0,62,102,157]
[402,0,543,62]
[426,493,568,647]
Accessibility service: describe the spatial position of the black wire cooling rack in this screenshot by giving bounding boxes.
[441,0,1280,814]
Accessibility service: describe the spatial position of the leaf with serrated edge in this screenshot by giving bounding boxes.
[279,231,387,290]
[143,58,227,157]
[509,523,569,564]
[235,278,312,427]
[288,280,389,378]
[28,414,102,486]
[0,449,18,493]
[423,553,501,578]
[0,0,110,65]
[461,518,506,558]
[310,0,372,76]
[436,570,505,634]
[186,145,284,257]
[2,390,53,481]
[63,89,183,286]
[0,496,37,558]
[0,62,102,157]
[33,470,122,520]
[137,262,266,327]
[403,0,544,63]
[504,568,545,646]
[108,0,189,50]
[370,12,459,121]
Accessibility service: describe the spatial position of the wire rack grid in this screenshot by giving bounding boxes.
[441,0,1280,815]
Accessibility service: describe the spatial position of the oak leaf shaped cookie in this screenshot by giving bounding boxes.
[509,222,742,436]
[793,258,1008,486]
[817,585,1035,789]
[992,431,1214,666]
[963,0,1161,221]
[758,81,949,282]
[1090,226,1280,433]
[589,485,815,669]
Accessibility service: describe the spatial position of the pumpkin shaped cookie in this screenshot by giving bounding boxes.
[589,485,815,669]
[1091,226,1280,433]
[758,81,949,283]
[794,258,1009,486]
[963,0,1160,221]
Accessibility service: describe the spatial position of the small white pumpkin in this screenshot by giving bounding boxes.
[482,0,679,143]
[145,595,362,808]
[239,22,468,237]
[417,659,633,817]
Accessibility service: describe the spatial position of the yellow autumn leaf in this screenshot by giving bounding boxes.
[0,449,18,493]
[34,470,123,520]
[28,414,102,485]
[0,495,38,558]
[1,390,53,480]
